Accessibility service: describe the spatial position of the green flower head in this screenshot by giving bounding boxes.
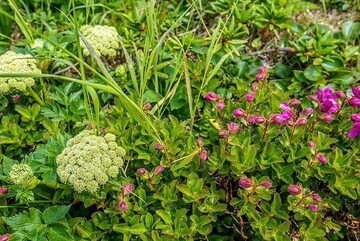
[9,164,34,185]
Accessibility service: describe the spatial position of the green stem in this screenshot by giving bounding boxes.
[26,86,44,105]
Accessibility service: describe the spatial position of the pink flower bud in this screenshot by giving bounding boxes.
[154,165,164,174]
[196,138,203,147]
[252,82,259,91]
[349,97,360,107]
[309,204,318,211]
[205,92,218,102]
[12,95,21,102]
[350,114,360,122]
[154,142,163,150]
[118,200,127,211]
[269,114,283,124]
[296,117,307,125]
[261,181,272,188]
[258,66,267,74]
[233,109,246,118]
[310,193,322,203]
[335,90,346,99]
[308,141,316,149]
[309,95,318,101]
[87,123,93,129]
[255,73,265,81]
[247,116,255,125]
[137,168,147,175]
[254,116,266,123]
[0,187,8,195]
[200,150,207,161]
[99,129,106,134]
[217,100,225,111]
[219,130,229,137]
[288,184,302,195]
[0,234,11,241]
[143,103,152,110]
[123,184,133,195]
[287,120,296,126]
[302,108,314,115]
[289,99,301,106]
[320,114,334,123]
[239,178,253,188]
[228,122,239,133]
[246,92,255,102]
[316,153,328,164]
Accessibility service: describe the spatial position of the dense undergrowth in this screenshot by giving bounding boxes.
[0,0,359,240]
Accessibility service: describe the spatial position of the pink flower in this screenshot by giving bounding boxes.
[239,178,253,188]
[99,129,106,134]
[287,120,296,127]
[253,116,266,123]
[0,234,11,241]
[309,204,318,211]
[12,95,21,101]
[143,103,152,110]
[137,168,147,175]
[200,150,207,161]
[205,92,218,102]
[228,122,239,133]
[0,187,8,195]
[289,99,301,106]
[302,108,314,115]
[233,109,246,118]
[118,200,128,211]
[255,73,265,81]
[288,184,302,195]
[349,122,360,139]
[296,117,307,125]
[310,193,322,203]
[316,153,328,164]
[217,100,225,111]
[196,138,203,147]
[316,87,340,114]
[350,114,360,122]
[308,141,316,149]
[269,114,284,125]
[123,184,133,195]
[154,142,163,150]
[335,90,346,99]
[351,86,360,98]
[258,66,267,74]
[252,82,259,91]
[247,116,255,125]
[219,130,229,137]
[320,114,334,123]
[261,181,272,188]
[154,165,164,174]
[349,97,360,107]
[246,92,255,102]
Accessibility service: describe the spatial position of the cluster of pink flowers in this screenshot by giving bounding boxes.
[308,141,328,165]
[310,87,343,123]
[288,184,322,211]
[255,66,268,82]
[197,138,207,161]
[136,164,164,182]
[238,177,272,189]
[117,183,134,212]
[269,100,309,126]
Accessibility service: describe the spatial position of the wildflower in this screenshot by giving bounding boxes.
[320,114,334,123]
[0,187,8,195]
[309,204,318,211]
[196,138,203,147]
[254,116,266,123]
[269,114,284,125]
[0,234,11,241]
[287,120,296,126]
[316,153,328,164]
[252,82,259,91]
[310,193,322,203]
[349,85,360,106]
[246,92,255,102]
[233,109,246,118]
[280,102,295,122]
[335,90,346,99]
[302,108,314,115]
[261,181,272,188]
[154,165,164,175]
[288,184,302,195]
[296,117,307,125]
[143,103,152,110]
[228,122,239,133]
[123,184,133,195]
[219,130,229,137]
[205,92,218,102]
[349,122,360,139]
[217,99,225,111]
[316,87,340,114]
[308,141,316,149]
[154,142,163,150]
[350,114,360,122]
[118,200,127,211]
[255,66,267,82]
[289,99,301,106]
[200,150,207,161]
[247,116,255,125]
[239,178,253,188]
[137,168,147,175]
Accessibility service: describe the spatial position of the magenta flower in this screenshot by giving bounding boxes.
[335,90,346,99]
[12,94,21,101]
[310,193,322,203]
[247,116,255,125]
[228,122,239,133]
[258,66,266,74]
[0,234,11,241]
[154,165,164,174]
[123,184,133,195]
[205,92,218,102]
[308,141,316,149]
[349,87,360,107]
[350,114,360,122]
[246,92,255,102]
[255,66,267,82]
[200,150,207,161]
[280,102,295,122]
[137,168,147,175]
[316,87,340,114]
[219,130,229,137]
[261,181,272,188]
[254,116,266,123]
[316,153,328,164]
[0,187,8,195]
[154,142,164,150]
[349,122,360,139]
[288,184,302,195]
[252,82,259,91]
[217,99,225,111]
[269,114,284,125]
[309,204,318,211]
[239,178,253,188]
[233,109,246,118]
[143,103,152,110]
[320,114,334,123]
[196,138,203,147]
[296,117,307,125]
[118,200,128,211]
[302,108,314,115]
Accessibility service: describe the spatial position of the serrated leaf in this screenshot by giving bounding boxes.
[42,205,71,224]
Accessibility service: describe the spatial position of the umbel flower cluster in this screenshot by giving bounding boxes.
[0,51,41,95]
[80,25,120,58]
[56,130,125,193]
[9,164,34,185]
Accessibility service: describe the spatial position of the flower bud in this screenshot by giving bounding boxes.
[289,99,301,106]
[308,141,316,149]
[0,234,11,241]
[0,187,8,195]
[12,95,21,102]
[239,178,253,188]
[99,129,106,134]
[296,117,307,125]
[87,123,93,129]
[320,114,334,123]
[316,153,328,164]
[309,204,318,211]
[219,130,229,137]
[200,150,207,161]
[350,114,360,122]
[288,184,302,195]
[205,92,218,102]
[269,114,283,124]
[137,168,147,175]
[258,66,266,74]
[143,103,152,110]
[118,200,127,211]
[228,122,239,133]
[261,181,272,188]
[254,116,266,123]
[196,138,203,147]
[252,82,259,91]
[310,193,322,203]
[154,165,164,174]
[302,108,314,115]
[287,120,296,126]
[154,142,163,150]
[309,95,318,101]
[255,73,265,81]
[217,100,225,111]
[349,97,360,107]
[246,92,255,102]
[233,109,246,118]
[335,90,346,99]
[247,116,255,125]
[123,184,133,195]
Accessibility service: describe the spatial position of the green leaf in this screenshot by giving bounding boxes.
[342,21,360,41]
[42,205,71,224]
[130,224,147,235]
[303,65,323,82]
[155,210,172,225]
